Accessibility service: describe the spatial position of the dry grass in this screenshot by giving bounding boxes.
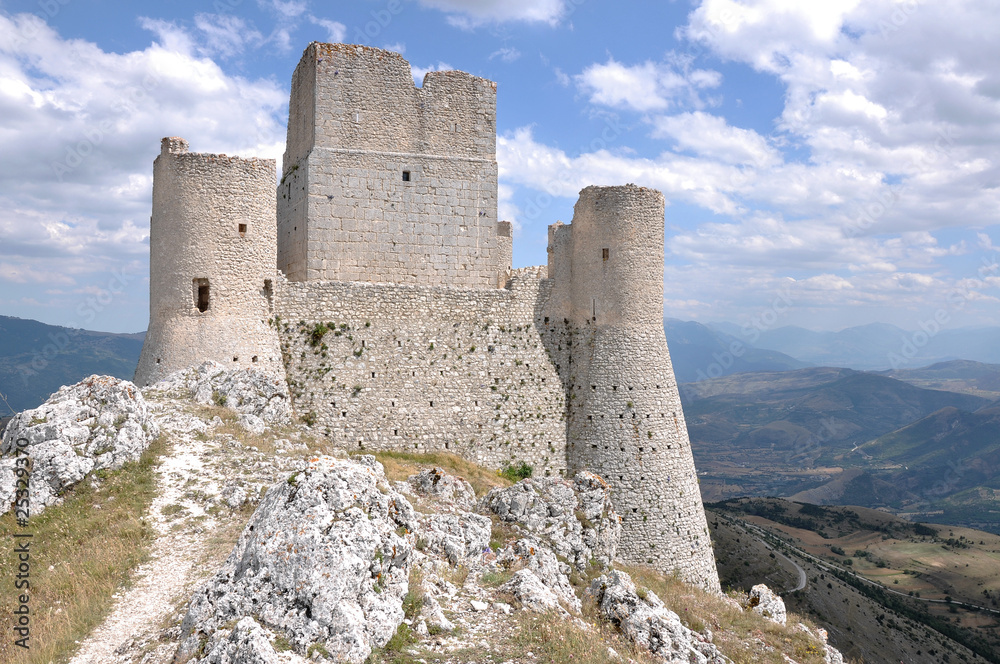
[348,450,513,497]
[511,609,661,664]
[623,565,829,664]
[0,435,166,664]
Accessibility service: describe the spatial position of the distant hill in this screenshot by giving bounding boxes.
[721,322,1000,370]
[681,367,992,502]
[881,359,1000,399]
[788,404,1000,526]
[663,318,808,382]
[0,316,144,413]
[682,367,989,453]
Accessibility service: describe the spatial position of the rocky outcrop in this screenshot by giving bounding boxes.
[587,570,725,664]
[196,617,280,664]
[176,456,414,664]
[497,538,582,614]
[405,466,476,511]
[172,460,841,664]
[415,512,492,564]
[746,584,787,626]
[793,624,844,664]
[481,471,621,571]
[0,375,159,515]
[147,362,291,429]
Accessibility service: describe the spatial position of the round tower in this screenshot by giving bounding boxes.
[563,185,719,591]
[134,138,284,386]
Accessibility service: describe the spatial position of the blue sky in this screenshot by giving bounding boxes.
[2,0,1000,336]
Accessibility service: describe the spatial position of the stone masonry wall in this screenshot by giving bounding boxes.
[273,273,568,476]
[540,185,720,592]
[134,138,283,386]
[277,43,503,288]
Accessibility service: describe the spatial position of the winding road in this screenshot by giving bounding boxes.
[727,515,1000,617]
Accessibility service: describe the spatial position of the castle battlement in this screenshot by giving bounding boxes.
[136,45,720,592]
[278,43,502,287]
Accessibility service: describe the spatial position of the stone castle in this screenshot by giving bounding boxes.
[134,42,719,591]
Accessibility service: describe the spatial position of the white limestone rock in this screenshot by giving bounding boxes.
[416,512,492,564]
[794,624,844,664]
[501,569,565,614]
[196,617,280,664]
[0,375,159,516]
[746,584,787,626]
[497,538,581,613]
[481,471,621,571]
[419,594,455,633]
[406,467,476,511]
[586,570,725,664]
[175,455,415,664]
[148,361,291,427]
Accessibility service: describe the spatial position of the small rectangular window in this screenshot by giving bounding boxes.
[602,248,609,261]
[194,278,210,312]
[238,223,247,236]
[402,170,411,182]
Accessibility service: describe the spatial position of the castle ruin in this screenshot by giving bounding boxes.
[135,42,720,592]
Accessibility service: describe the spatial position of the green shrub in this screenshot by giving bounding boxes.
[308,322,330,347]
[500,461,533,483]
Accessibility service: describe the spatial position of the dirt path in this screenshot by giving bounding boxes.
[66,396,295,664]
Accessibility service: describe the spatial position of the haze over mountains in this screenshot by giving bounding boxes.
[705,319,1000,371]
[0,316,144,414]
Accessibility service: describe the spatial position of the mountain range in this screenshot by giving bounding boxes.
[0,315,144,414]
[707,320,1000,370]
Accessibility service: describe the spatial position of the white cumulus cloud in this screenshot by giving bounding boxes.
[575,57,721,113]
[0,13,287,330]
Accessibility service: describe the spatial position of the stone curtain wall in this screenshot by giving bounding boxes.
[277,43,504,288]
[273,274,569,476]
[134,139,284,386]
[540,186,720,592]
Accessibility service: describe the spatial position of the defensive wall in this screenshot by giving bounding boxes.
[271,269,567,477]
[135,43,721,592]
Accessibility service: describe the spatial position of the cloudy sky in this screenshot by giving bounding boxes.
[1,0,999,336]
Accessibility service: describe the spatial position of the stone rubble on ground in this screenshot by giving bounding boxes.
[0,375,159,516]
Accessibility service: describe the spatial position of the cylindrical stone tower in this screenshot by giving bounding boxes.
[556,185,719,591]
[134,138,284,386]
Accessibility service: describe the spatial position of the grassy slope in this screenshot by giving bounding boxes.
[0,437,165,664]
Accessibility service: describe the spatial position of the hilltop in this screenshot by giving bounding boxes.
[0,367,844,664]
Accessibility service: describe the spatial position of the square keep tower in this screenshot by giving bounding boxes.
[278,43,507,287]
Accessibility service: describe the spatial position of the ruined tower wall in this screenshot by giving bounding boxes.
[277,43,505,288]
[540,185,720,592]
[273,273,568,476]
[134,138,283,386]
